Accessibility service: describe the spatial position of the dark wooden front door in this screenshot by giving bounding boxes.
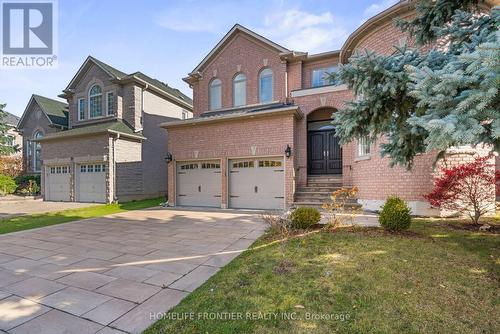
[308,130,342,174]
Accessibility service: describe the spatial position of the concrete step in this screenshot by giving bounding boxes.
[307,181,343,187]
[292,201,362,209]
[297,186,343,192]
[293,197,359,204]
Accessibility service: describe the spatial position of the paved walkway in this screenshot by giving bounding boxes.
[0,197,98,219]
[0,208,266,333]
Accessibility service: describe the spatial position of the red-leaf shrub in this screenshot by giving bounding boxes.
[425,156,498,224]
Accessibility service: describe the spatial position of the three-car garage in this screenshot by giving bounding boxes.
[175,157,285,210]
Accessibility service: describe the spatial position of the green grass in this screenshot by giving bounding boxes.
[146,218,499,334]
[0,197,164,234]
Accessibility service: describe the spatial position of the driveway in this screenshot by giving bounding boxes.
[0,208,266,334]
[0,197,98,219]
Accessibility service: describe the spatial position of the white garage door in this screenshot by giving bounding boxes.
[45,165,70,201]
[176,161,221,207]
[76,163,106,203]
[229,157,284,210]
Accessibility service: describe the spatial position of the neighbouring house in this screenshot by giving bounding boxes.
[162,1,496,215]
[34,56,192,203]
[2,111,22,156]
[17,95,68,173]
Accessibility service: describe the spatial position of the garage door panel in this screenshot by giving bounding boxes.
[229,158,284,210]
[46,165,70,202]
[77,163,106,203]
[177,161,221,207]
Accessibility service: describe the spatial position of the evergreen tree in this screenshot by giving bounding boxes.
[0,103,17,156]
[333,1,499,168]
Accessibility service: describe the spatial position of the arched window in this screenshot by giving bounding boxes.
[259,68,273,103]
[34,131,43,172]
[233,73,246,107]
[209,78,222,111]
[89,85,103,118]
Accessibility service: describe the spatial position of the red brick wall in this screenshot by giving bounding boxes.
[167,113,296,207]
[193,33,287,116]
[292,89,353,186]
[302,57,340,89]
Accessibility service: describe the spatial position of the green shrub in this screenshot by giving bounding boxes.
[0,174,17,195]
[15,175,41,195]
[290,207,321,229]
[379,196,412,231]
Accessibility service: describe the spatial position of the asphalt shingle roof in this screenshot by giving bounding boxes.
[88,56,192,105]
[38,119,143,141]
[2,111,20,127]
[32,95,69,127]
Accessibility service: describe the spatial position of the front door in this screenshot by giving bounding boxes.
[308,130,342,174]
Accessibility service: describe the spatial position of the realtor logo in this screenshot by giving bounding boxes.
[1,0,58,68]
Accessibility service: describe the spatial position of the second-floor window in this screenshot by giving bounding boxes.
[259,68,273,103]
[106,92,115,115]
[358,137,371,157]
[78,98,85,120]
[312,66,339,87]
[209,78,222,111]
[89,84,103,118]
[233,73,246,107]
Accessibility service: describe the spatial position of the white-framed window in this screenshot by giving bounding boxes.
[33,131,43,172]
[358,137,371,157]
[89,84,103,118]
[312,66,339,87]
[233,73,246,107]
[106,91,115,116]
[259,68,273,103]
[209,78,222,111]
[78,98,85,120]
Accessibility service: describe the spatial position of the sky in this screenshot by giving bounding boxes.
[1,0,398,117]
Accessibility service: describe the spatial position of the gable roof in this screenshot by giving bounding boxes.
[18,94,68,129]
[37,119,144,142]
[63,56,192,109]
[3,111,20,127]
[189,24,290,75]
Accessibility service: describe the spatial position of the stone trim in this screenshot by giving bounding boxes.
[290,84,348,98]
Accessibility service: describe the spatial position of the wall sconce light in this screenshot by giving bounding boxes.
[285,145,292,158]
[165,152,173,163]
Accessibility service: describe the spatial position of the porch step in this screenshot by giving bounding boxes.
[307,181,343,187]
[297,186,343,193]
[292,201,362,209]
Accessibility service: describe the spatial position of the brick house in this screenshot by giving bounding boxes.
[162,1,496,215]
[32,56,192,203]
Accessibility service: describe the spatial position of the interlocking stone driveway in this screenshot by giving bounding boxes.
[0,208,266,334]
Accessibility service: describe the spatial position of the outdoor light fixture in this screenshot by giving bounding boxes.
[285,145,292,158]
[165,152,173,163]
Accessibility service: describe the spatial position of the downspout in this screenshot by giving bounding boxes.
[138,83,149,132]
[112,133,120,202]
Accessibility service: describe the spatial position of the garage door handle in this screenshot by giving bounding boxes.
[274,169,284,172]
[214,195,221,198]
[178,194,186,197]
[214,171,221,174]
[198,185,201,192]
[178,172,186,175]
[275,196,284,199]
[254,186,258,193]
[230,171,239,173]
[230,195,239,198]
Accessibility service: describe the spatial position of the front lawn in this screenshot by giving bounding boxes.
[146,218,499,334]
[0,197,163,234]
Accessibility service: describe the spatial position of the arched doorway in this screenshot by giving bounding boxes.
[307,108,342,175]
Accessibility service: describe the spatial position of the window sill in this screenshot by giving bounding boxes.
[354,154,371,162]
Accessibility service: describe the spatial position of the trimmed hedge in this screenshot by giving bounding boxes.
[379,196,412,231]
[290,207,321,229]
[0,174,17,195]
